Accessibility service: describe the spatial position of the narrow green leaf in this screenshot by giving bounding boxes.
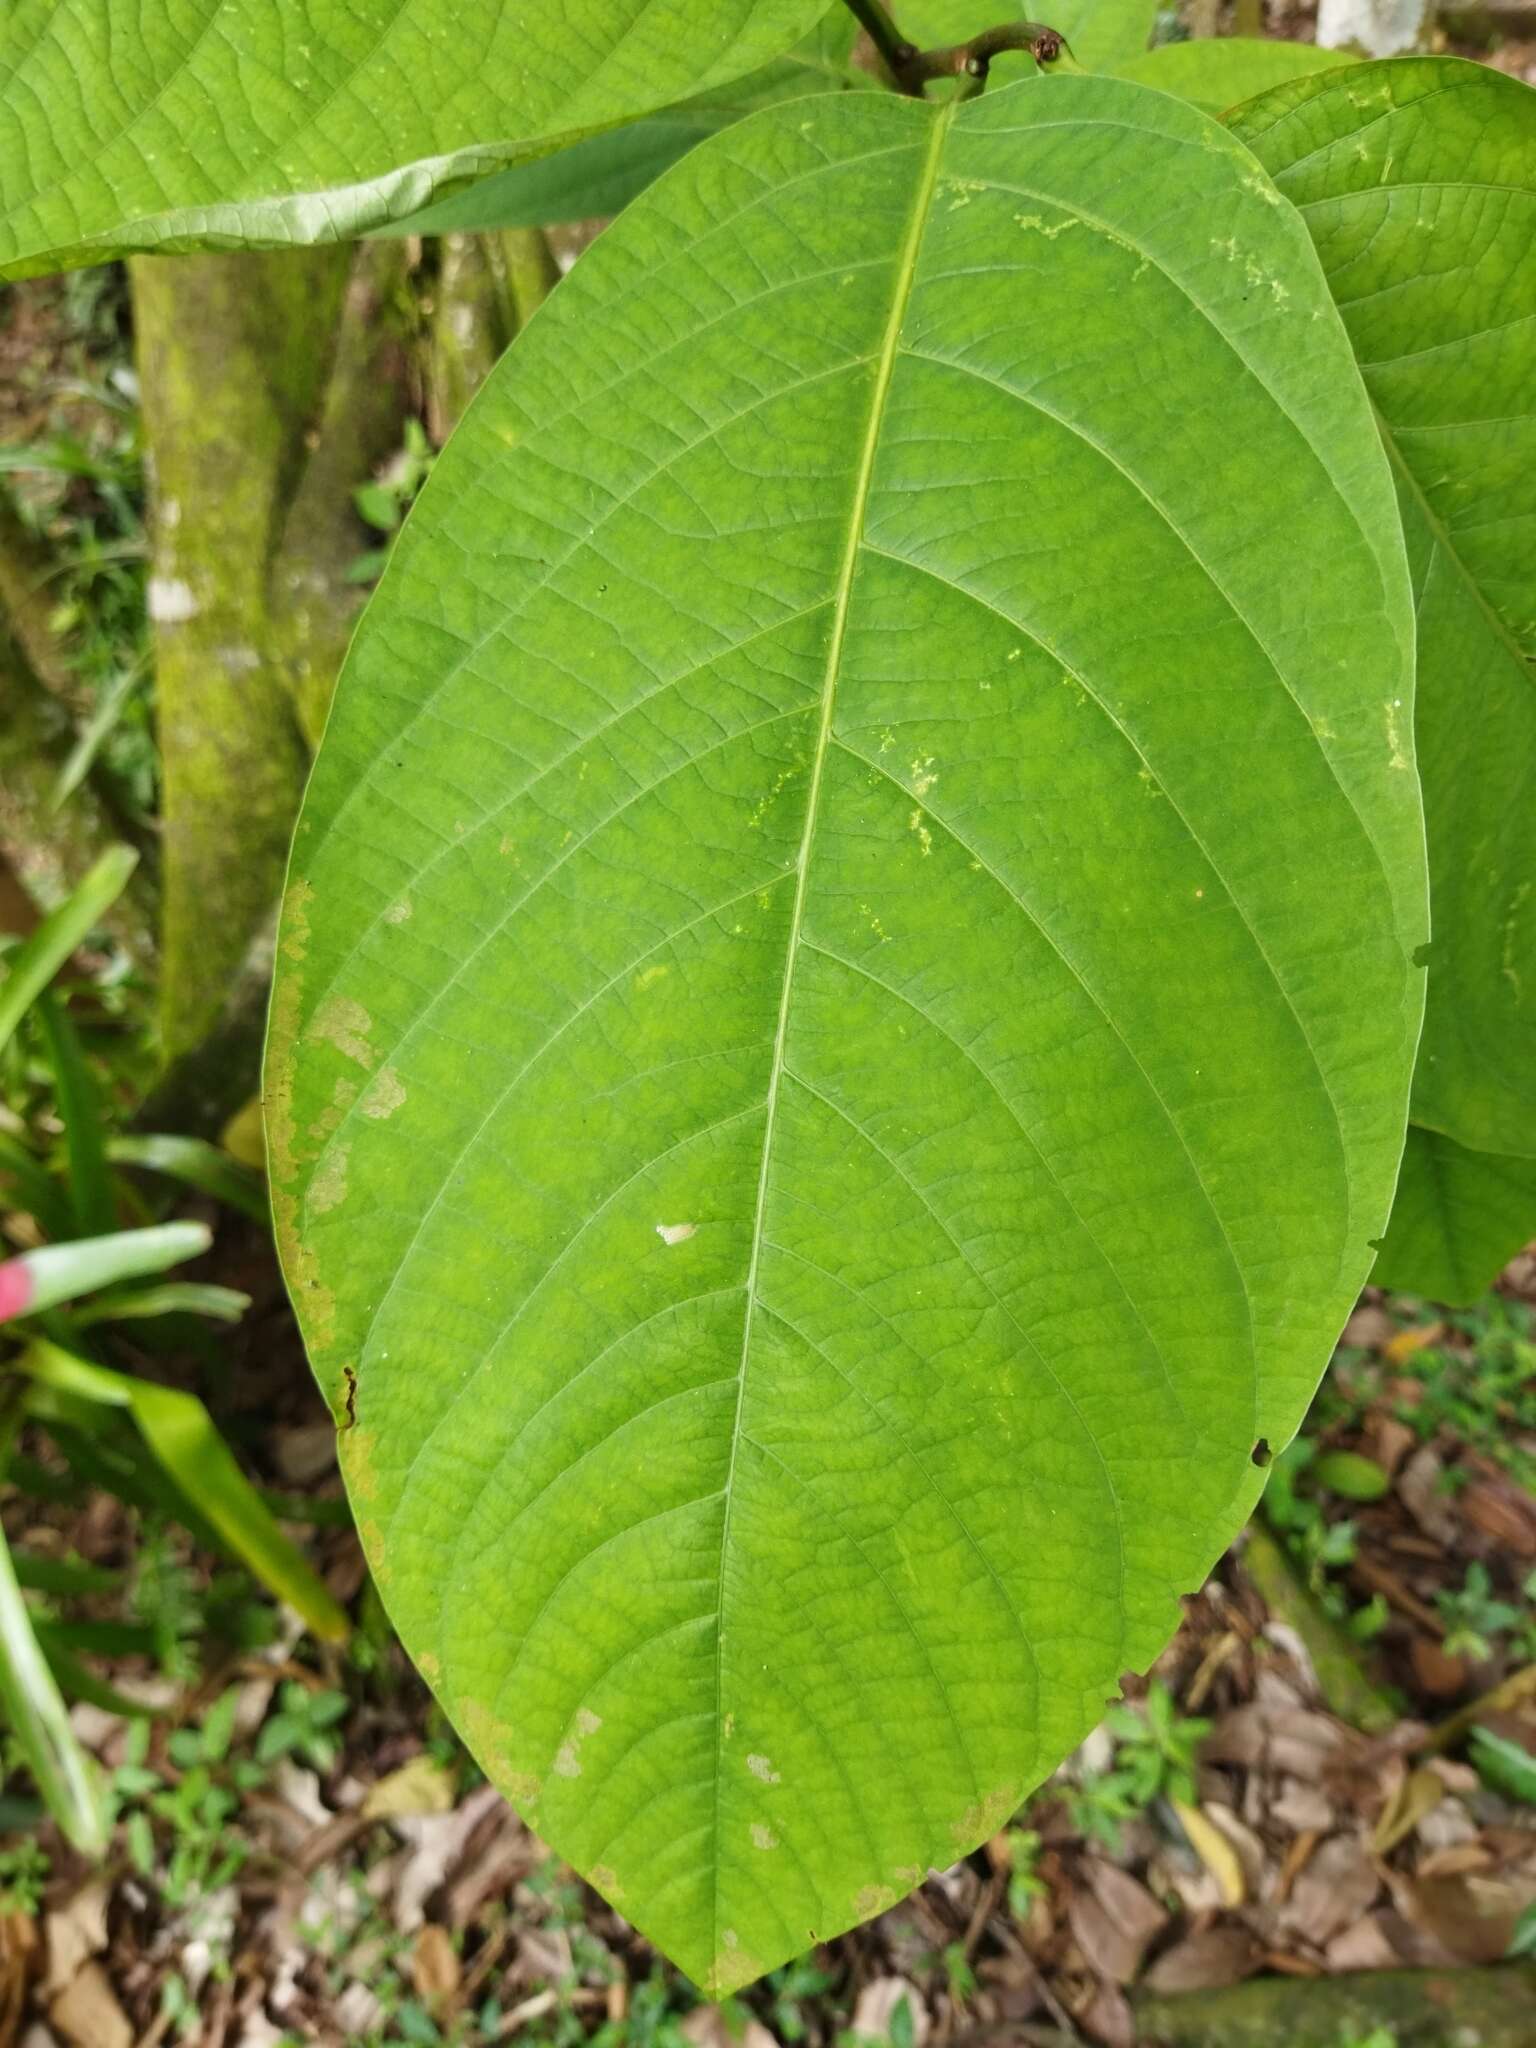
[0,1523,109,1853]
[35,1637,163,1722]
[0,0,828,280]
[0,1222,211,1321]
[108,1134,268,1224]
[8,1552,120,1597]
[51,658,151,814]
[71,1282,252,1326]
[0,1132,73,1243]
[1471,1725,1536,1806]
[0,846,138,1054]
[1371,1125,1536,1305]
[14,1341,349,1642]
[1114,38,1352,113]
[1232,61,1536,1182]
[34,995,115,1239]
[1310,1449,1390,1502]
[270,73,1421,1986]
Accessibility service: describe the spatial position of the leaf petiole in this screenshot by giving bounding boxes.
[840,0,1067,94]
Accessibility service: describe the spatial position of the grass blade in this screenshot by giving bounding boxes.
[0,1222,211,1322]
[16,1341,349,1641]
[0,845,138,1053]
[108,1133,267,1223]
[0,1522,109,1853]
[34,993,115,1237]
[71,1281,251,1326]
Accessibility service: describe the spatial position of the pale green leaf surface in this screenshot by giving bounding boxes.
[0,0,826,279]
[1371,1126,1536,1305]
[1233,60,1536,1169]
[269,75,1422,1987]
[384,12,873,238]
[1114,38,1352,114]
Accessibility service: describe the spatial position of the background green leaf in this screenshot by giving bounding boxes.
[1115,37,1352,113]
[900,0,1160,73]
[1371,1126,1536,1305]
[1233,58,1536,1293]
[0,0,827,279]
[269,73,1421,1987]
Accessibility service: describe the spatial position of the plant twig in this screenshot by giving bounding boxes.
[902,22,1066,91]
[840,0,918,86]
[841,1,1066,94]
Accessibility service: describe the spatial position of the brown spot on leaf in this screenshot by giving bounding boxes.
[953,1785,1017,1848]
[308,993,376,1068]
[362,1065,407,1120]
[307,1140,350,1215]
[342,1425,378,1499]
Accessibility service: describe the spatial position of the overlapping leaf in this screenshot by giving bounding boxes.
[0,0,825,278]
[1117,37,1351,113]
[1372,1126,1536,1305]
[385,10,873,239]
[1234,58,1536,1295]
[269,73,1422,1986]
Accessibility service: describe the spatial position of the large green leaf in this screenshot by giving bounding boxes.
[1372,1126,1536,1304]
[0,0,825,280]
[1115,37,1352,114]
[1232,60,1536,1288]
[268,73,1422,1987]
[385,4,1172,245]
[385,11,873,239]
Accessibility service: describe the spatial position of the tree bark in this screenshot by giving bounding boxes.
[1133,1964,1536,2046]
[130,241,414,1061]
[425,229,562,443]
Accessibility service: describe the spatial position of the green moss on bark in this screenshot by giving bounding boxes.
[131,244,412,1059]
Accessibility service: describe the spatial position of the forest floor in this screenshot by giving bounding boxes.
[3,1233,1533,2048]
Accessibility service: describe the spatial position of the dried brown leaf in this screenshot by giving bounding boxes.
[49,1963,130,2048]
[410,1924,460,2003]
[1278,1834,1381,1947]
[1172,1802,1246,1908]
[1142,1926,1257,1996]
[1371,1766,1445,1855]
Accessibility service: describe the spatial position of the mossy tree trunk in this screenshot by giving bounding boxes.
[130,241,414,1064]
[1133,1966,1536,2047]
[424,229,562,442]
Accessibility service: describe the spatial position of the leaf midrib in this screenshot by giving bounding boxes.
[707,93,954,1971]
